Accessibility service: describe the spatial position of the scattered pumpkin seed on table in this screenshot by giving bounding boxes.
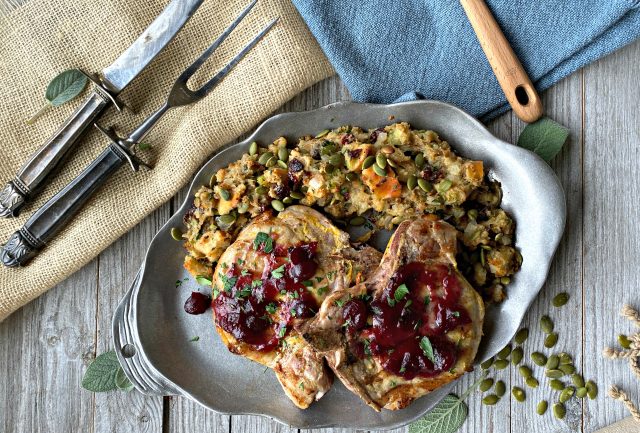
[546,354,560,370]
[550,379,566,391]
[518,365,533,379]
[544,332,559,348]
[540,315,554,334]
[559,364,575,375]
[545,369,564,379]
[512,386,526,402]
[494,359,509,370]
[170,227,183,241]
[586,380,598,399]
[553,402,566,419]
[576,387,588,398]
[572,374,585,388]
[531,352,547,366]
[497,344,512,359]
[481,357,494,370]
[511,347,523,365]
[495,380,506,397]
[514,328,529,344]
[526,377,540,388]
[559,386,575,403]
[537,400,548,415]
[479,378,494,392]
[553,292,569,307]
[558,352,573,364]
[618,334,632,349]
[482,394,499,405]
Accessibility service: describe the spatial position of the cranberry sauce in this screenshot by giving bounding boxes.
[362,262,470,379]
[184,292,212,315]
[212,234,319,352]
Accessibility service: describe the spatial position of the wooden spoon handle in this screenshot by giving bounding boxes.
[460,0,543,123]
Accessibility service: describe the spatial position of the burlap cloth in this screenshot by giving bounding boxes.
[0,0,333,321]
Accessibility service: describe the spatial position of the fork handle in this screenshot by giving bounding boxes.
[460,0,543,123]
[0,144,127,267]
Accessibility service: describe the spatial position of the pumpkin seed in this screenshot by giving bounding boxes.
[481,357,494,370]
[219,188,231,201]
[362,155,376,169]
[290,191,304,200]
[526,377,539,388]
[550,379,566,391]
[321,143,336,155]
[266,156,277,168]
[558,352,573,365]
[558,364,575,375]
[545,369,565,379]
[467,209,478,220]
[437,179,452,193]
[376,153,387,169]
[255,186,268,195]
[514,328,529,345]
[278,147,289,161]
[618,334,632,349]
[494,359,509,370]
[553,403,566,419]
[544,332,559,348]
[497,344,511,359]
[277,160,288,169]
[417,179,432,192]
[531,352,547,366]
[512,386,526,402]
[546,355,560,370]
[519,366,533,379]
[386,158,398,168]
[216,214,236,230]
[271,200,285,212]
[282,197,293,204]
[479,378,494,392]
[586,380,598,399]
[349,216,366,226]
[576,387,588,398]
[345,172,357,182]
[407,175,417,190]
[373,163,386,177]
[559,386,575,403]
[381,145,394,155]
[537,400,548,415]
[540,315,554,334]
[301,185,309,193]
[329,153,344,167]
[414,153,425,169]
[237,203,249,214]
[249,141,258,155]
[572,374,585,388]
[258,152,274,165]
[315,129,330,138]
[257,175,266,185]
[500,277,511,285]
[482,394,499,405]
[553,292,569,307]
[209,173,217,189]
[170,227,183,241]
[511,347,523,365]
[495,380,506,397]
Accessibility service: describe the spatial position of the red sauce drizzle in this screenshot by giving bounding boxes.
[212,236,319,352]
[352,262,470,379]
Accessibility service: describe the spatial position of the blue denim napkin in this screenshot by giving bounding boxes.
[292,0,640,120]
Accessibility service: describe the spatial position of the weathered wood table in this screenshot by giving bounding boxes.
[1,38,639,433]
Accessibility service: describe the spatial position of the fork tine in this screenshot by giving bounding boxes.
[193,18,278,98]
[177,0,258,83]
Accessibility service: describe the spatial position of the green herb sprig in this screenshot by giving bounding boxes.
[26,69,89,125]
[81,350,133,393]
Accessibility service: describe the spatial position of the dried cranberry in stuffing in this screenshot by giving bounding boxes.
[288,158,304,172]
[341,133,355,145]
[184,292,211,315]
[274,183,290,200]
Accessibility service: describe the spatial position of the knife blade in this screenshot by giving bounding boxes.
[0,0,204,218]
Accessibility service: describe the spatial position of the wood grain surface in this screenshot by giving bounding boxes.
[1,38,639,433]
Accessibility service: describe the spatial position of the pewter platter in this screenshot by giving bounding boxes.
[112,100,566,429]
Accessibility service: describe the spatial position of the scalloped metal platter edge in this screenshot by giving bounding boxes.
[112,100,566,430]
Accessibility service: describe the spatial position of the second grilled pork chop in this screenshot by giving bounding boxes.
[299,216,485,411]
[210,205,381,408]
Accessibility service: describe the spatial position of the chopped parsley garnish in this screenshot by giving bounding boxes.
[290,291,299,299]
[399,365,406,373]
[236,286,252,298]
[278,326,286,338]
[452,311,461,317]
[335,298,345,308]
[424,294,431,306]
[221,262,228,269]
[394,283,409,302]
[219,274,237,292]
[251,279,262,288]
[315,276,323,283]
[237,258,244,265]
[271,264,285,279]
[302,280,313,287]
[404,299,413,309]
[253,231,274,253]
[265,303,277,314]
[317,286,329,296]
[212,287,220,299]
[175,279,182,288]
[419,336,436,363]
[326,271,336,281]
[189,336,200,342]
[241,269,250,276]
[363,339,372,356]
[290,308,298,317]
[387,296,397,307]
[390,380,397,387]
[195,275,212,286]
[279,289,287,296]
[298,382,304,390]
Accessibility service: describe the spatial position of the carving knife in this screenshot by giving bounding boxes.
[0,0,204,218]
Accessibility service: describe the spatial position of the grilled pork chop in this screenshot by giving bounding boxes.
[210,205,381,408]
[299,216,485,411]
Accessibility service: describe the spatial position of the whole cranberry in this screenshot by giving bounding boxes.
[184,292,211,315]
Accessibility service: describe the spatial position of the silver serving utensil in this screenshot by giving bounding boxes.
[0,0,205,218]
[0,2,278,267]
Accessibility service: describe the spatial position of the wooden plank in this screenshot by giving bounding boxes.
[0,260,98,433]
[509,71,585,432]
[583,39,640,431]
[93,205,171,433]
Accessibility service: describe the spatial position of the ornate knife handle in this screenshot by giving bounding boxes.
[0,143,130,267]
[0,82,117,218]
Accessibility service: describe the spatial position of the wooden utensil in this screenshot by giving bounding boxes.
[460,0,543,123]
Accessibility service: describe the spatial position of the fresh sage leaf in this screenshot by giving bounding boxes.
[46,69,89,107]
[517,117,569,163]
[81,350,121,392]
[409,394,468,433]
[115,367,134,392]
